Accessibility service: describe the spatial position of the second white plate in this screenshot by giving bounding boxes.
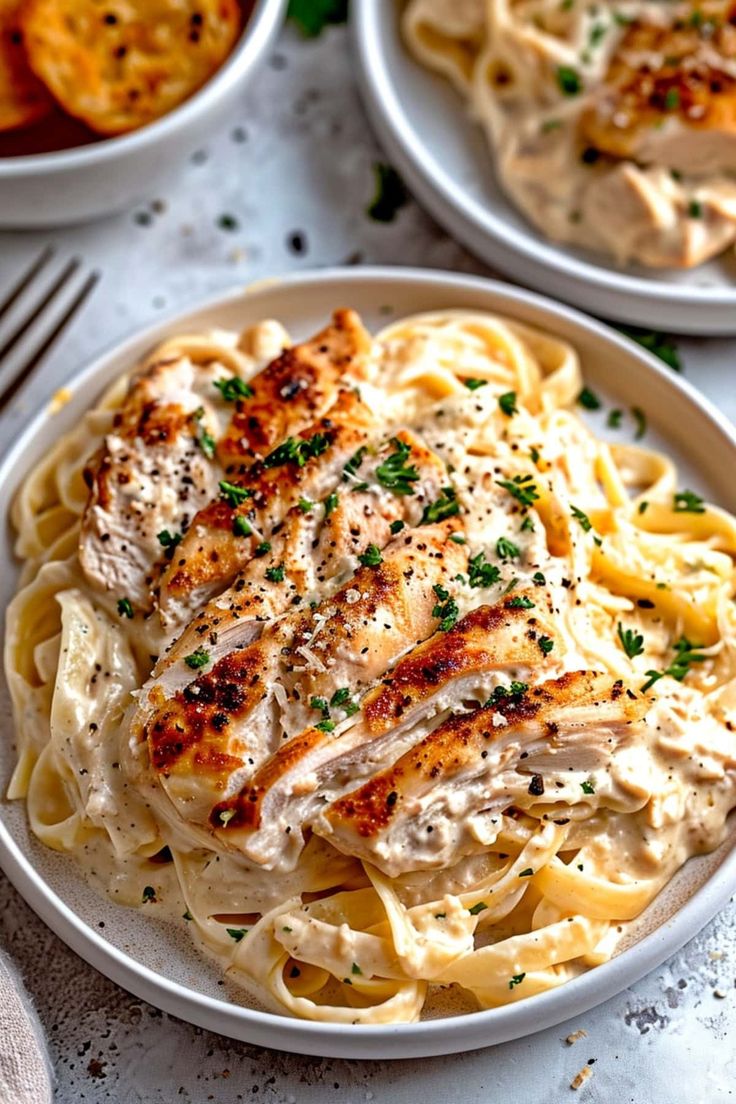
[352,0,736,335]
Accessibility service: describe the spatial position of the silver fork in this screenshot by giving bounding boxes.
[0,247,100,410]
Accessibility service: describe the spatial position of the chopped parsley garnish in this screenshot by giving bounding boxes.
[330,687,359,716]
[496,474,539,508]
[673,490,705,514]
[581,780,596,795]
[621,329,681,372]
[434,912,447,920]
[532,571,546,585]
[390,519,405,535]
[638,501,649,515]
[577,386,601,410]
[287,0,347,36]
[375,438,420,495]
[498,391,518,417]
[232,515,252,537]
[183,910,193,921]
[530,446,540,464]
[520,515,535,532]
[607,408,623,429]
[213,375,253,402]
[184,647,210,670]
[264,433,330,469]
[255,540,271,557]
[631,406,647,440]
[641,636,706,692]
[518,868,534,878]
[449,533,466,544]
[351,962,362,975]
[315,718,335,733]
[358,544,383,567]
[557,65,582,95]
[310,696,330,718]
[343,446,367,478]
[298,497,314,513]
[506,595,535,609]
[265,563,285,582]
[192,408,216,459]
[226,928,248,942]
[366,162,408,223]
[432,585,459,632]
[618,622,644,659]
[688,199,703,219]
[571,504,593,532]
[142,885,156,903]
[157,529,180,549]
[509,973,526,989]
[664,87,680,111]
[324,491,339,517]
[219,480,252,508]
[467,551,501,588]
[496,536,520,560]
[421,487,460,525]
[117,597,134,619]
[538,636,554,656]
[464,378,488,391]
[486,682,528,707]
[468,901,488,916]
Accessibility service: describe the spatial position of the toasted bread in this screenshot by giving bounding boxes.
[20,0,242,135]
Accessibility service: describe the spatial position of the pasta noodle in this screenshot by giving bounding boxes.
[5,307,736,1024]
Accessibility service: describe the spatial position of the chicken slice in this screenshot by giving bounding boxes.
[79,344,238,611]
[318,672,650,876]
[580,5,736,174]
[214,593,558,872]
[161,426,451,655]
[128,521,467,840]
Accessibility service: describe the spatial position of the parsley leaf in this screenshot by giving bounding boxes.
[618,622,644,659]
[432,586,459,632]
[509,973,526,989]
[324,492,339,517]
[673,490,705,514]
[496,474,539,508]
[468,901,488,916]
[255,541,271,557]
[213,376,253,402]
[265,563,285,583]
[184,647,210,670]
[464,378,488,391]
[577,386,601,410]
[641,636,706,692]
[496,536,520,560]
[287,0,347,36]
[375,438,420,495]
[607,408,623,429]
[538,635,554,656]
[621,328,681,372]
[219,480,252,508]
[421,487,460,525]
[571,504,593,532]
[498,391,518,417]
[232,514,252,537]
[358,544,383,567]
[486,682,528,707]
[264,433,330,469]
[142,885,156,903]
[390,519,405,535]
[506,595,535,609]
[581,780,595,794]
[226,927,249,942]
[631,406,647,440]
[367,163,408,223]
[557,65,582,95]
[117,597,134,619]
[467,551,501,588]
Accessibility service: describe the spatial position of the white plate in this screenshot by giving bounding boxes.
[352,1,736,335]
[1,267,735,1060]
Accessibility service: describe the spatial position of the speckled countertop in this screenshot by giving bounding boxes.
[1,17,735,1104]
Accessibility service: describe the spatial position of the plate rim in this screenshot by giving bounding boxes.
[351,0,736,332]
[2,264,736,1060]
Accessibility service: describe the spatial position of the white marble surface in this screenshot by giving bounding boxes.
[1,19,735,1104]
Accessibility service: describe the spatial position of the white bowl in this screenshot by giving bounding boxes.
[352,0,736,335]
[1,267,735,1059]
[0,0,286,228]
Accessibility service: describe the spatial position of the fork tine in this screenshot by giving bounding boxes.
[0,269,100,411]
[0,246,55,324]
[0,256,81,364]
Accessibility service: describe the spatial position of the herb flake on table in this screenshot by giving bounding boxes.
[367,163,408,223]
[287,0,347,36]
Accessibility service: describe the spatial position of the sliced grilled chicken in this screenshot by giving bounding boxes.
[158,388,376,625]
[160,426,451,657]
[79,347,235,612]
[215,594,558,871]
[317,671,650,876]
[580,6,736,174]
[129,521,467,836]
[217,307,373,463]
